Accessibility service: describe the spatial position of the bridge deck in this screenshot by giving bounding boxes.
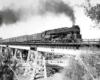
[1,41,100,47]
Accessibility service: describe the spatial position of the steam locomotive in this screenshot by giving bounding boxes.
[0,25,82,43]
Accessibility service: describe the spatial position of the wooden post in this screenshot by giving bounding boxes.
[19,50,23,62]
[26,50,31,62]
[13,48,17,59]
[23,49,31,76]
[0,46,2,53]
[30,51,38,80]
[43,56,47,78]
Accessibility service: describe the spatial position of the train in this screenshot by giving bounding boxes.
[0,25,82,43]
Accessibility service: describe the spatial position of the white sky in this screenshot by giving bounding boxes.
[0,0,100,39]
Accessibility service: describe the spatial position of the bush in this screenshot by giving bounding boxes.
[80,50,100,80]
[62,58,85,80]
[62,47,100,80]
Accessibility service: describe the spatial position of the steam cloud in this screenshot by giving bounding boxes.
[0,0,75,25]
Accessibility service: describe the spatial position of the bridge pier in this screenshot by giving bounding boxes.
[28,49,47,80]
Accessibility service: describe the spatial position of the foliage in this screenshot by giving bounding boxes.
[80,51,100,80]
[62,47,100,80]
[62,58,85,80]
[80,46,100,80]
[80,0,100,23]
[0,49,15,80]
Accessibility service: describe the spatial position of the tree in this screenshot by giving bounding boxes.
[80,0,100,24]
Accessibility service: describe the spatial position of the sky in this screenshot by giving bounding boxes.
[0,0,100,39]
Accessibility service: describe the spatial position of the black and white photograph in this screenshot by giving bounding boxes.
[0,0,100,80]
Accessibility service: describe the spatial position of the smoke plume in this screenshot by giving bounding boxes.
[0,8,22,25]
[39,0,75,24]
[0,0,75,25]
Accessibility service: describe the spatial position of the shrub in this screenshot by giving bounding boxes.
[62,58,85,80]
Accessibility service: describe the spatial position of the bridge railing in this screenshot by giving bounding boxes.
[82,39,100,42]
[82,39,100,44]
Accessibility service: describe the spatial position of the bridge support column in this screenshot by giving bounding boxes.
[0,46,3,54]
[26,49,47,80]
[12,48,17,60]
[43,56,47,78]
[30,51,38,80]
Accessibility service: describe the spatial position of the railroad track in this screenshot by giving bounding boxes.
[1,40,100,48]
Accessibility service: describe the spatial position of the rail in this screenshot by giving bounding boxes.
[0,39,100,48]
